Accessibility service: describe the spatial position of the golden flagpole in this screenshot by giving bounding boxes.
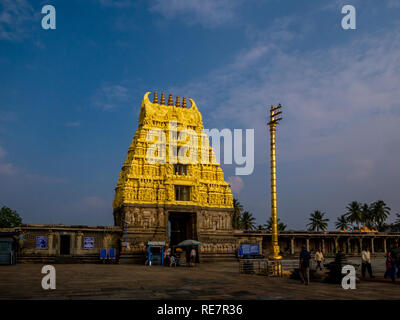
[268,104,282,261]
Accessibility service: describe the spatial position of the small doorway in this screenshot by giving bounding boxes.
[60,235,71,255]
[168,212,197,246]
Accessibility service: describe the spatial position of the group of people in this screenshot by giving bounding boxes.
[162,246,197,267]
[297,241,400,285]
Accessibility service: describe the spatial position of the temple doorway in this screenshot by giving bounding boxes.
[168,212,197,246]
[60,235,71,255]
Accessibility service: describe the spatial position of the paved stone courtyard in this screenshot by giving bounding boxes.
[0,258,398,300]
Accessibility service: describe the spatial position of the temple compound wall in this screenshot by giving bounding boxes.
[12,224,121,264]
[2,226,399,264]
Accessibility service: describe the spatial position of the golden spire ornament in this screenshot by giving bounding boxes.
[160,92,165,105]
[267,103,283,261]
[153,91,159,104]
[167,94,173,106]
[175,96,180,107]
[182,97,187,108]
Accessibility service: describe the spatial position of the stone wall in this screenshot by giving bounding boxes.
[14,224,121,263]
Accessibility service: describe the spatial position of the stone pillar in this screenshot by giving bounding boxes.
[306,238,310,252]
[384,238,387,253]
[290,237,295,255]
[347,238,351,254]
[322,239,325,254]
[76,232,83,255]
[371,237,374,254]
[334,237,338,254]
[359,238,363,253]
[47,231,55,255]
[71,233,76,255]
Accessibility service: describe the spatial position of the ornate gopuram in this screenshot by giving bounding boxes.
[112,92,235,262]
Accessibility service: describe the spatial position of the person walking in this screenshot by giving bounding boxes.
[299,244,311,285]
[384,251,393,279]
[361,247,374,278]
[190,247,197,267]
[314,249,324,271]
[389,242,399,282]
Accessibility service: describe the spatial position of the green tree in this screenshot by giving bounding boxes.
[0,206,22,228]
[345,201,362,229]
[307,210,329,231]
[257,224,266,231]
[265,217,287,231]
[360,203,373,229]
[370,200,391,230]
[335,215,349,231]
[232,198,244,229]
[389,213,400,232]
[240,211,256,231]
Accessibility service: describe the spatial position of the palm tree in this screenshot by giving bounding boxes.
[345,201,362,229]
[240,211,256,231]
[307,210,329,231]
[390,213,400,232]
[360,203,373,229]
[232,198,243,229]
[265,217,287,231]
[335,215,349,231]
[257,224,266,231]
[395,213,400,225]
[370,200,391,230]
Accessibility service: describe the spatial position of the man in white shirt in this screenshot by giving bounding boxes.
[361,247,374,278]
[314,250,324,271]
[190,247,197,267]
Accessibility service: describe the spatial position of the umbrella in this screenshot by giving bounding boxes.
[176,239,202,247]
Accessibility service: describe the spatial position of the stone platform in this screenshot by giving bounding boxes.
[0,259,399,300]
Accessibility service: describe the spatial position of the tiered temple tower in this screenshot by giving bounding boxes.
[113,92,235,262]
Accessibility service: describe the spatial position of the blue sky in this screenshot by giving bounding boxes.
[1,0,400,229]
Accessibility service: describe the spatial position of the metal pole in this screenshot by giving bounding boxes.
[268,104,282,261]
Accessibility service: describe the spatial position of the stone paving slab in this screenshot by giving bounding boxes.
[0,260,399,300]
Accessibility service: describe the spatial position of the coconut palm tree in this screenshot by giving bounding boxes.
[370,200,391,230]
[335,215,349,231]
[232,198,243,229]
[257,224,266,231]
[345,201,362,229]
[307,210,329,231]
[240,211,256,231]
[360,203,373,229]
[265,217,287,231]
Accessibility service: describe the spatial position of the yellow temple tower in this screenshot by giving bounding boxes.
[113,92,235,262]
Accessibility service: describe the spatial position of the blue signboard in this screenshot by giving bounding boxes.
[250,244,259,255]
[83,237,94,249]
[242,244,259,255]
[36,236,47,249]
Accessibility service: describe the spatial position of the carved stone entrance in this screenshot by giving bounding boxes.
[168,211,197,246]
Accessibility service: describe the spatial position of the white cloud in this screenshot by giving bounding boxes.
[0,145,17,175]
[168,18,400,226]
[0,145,66,183]
[227,176,244,194]
[0,0,36,41]
[65,121,80,127]
[91,84,131,111]
[149,0,243,28]
[81,196,107,208]
[97,0,135,8]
